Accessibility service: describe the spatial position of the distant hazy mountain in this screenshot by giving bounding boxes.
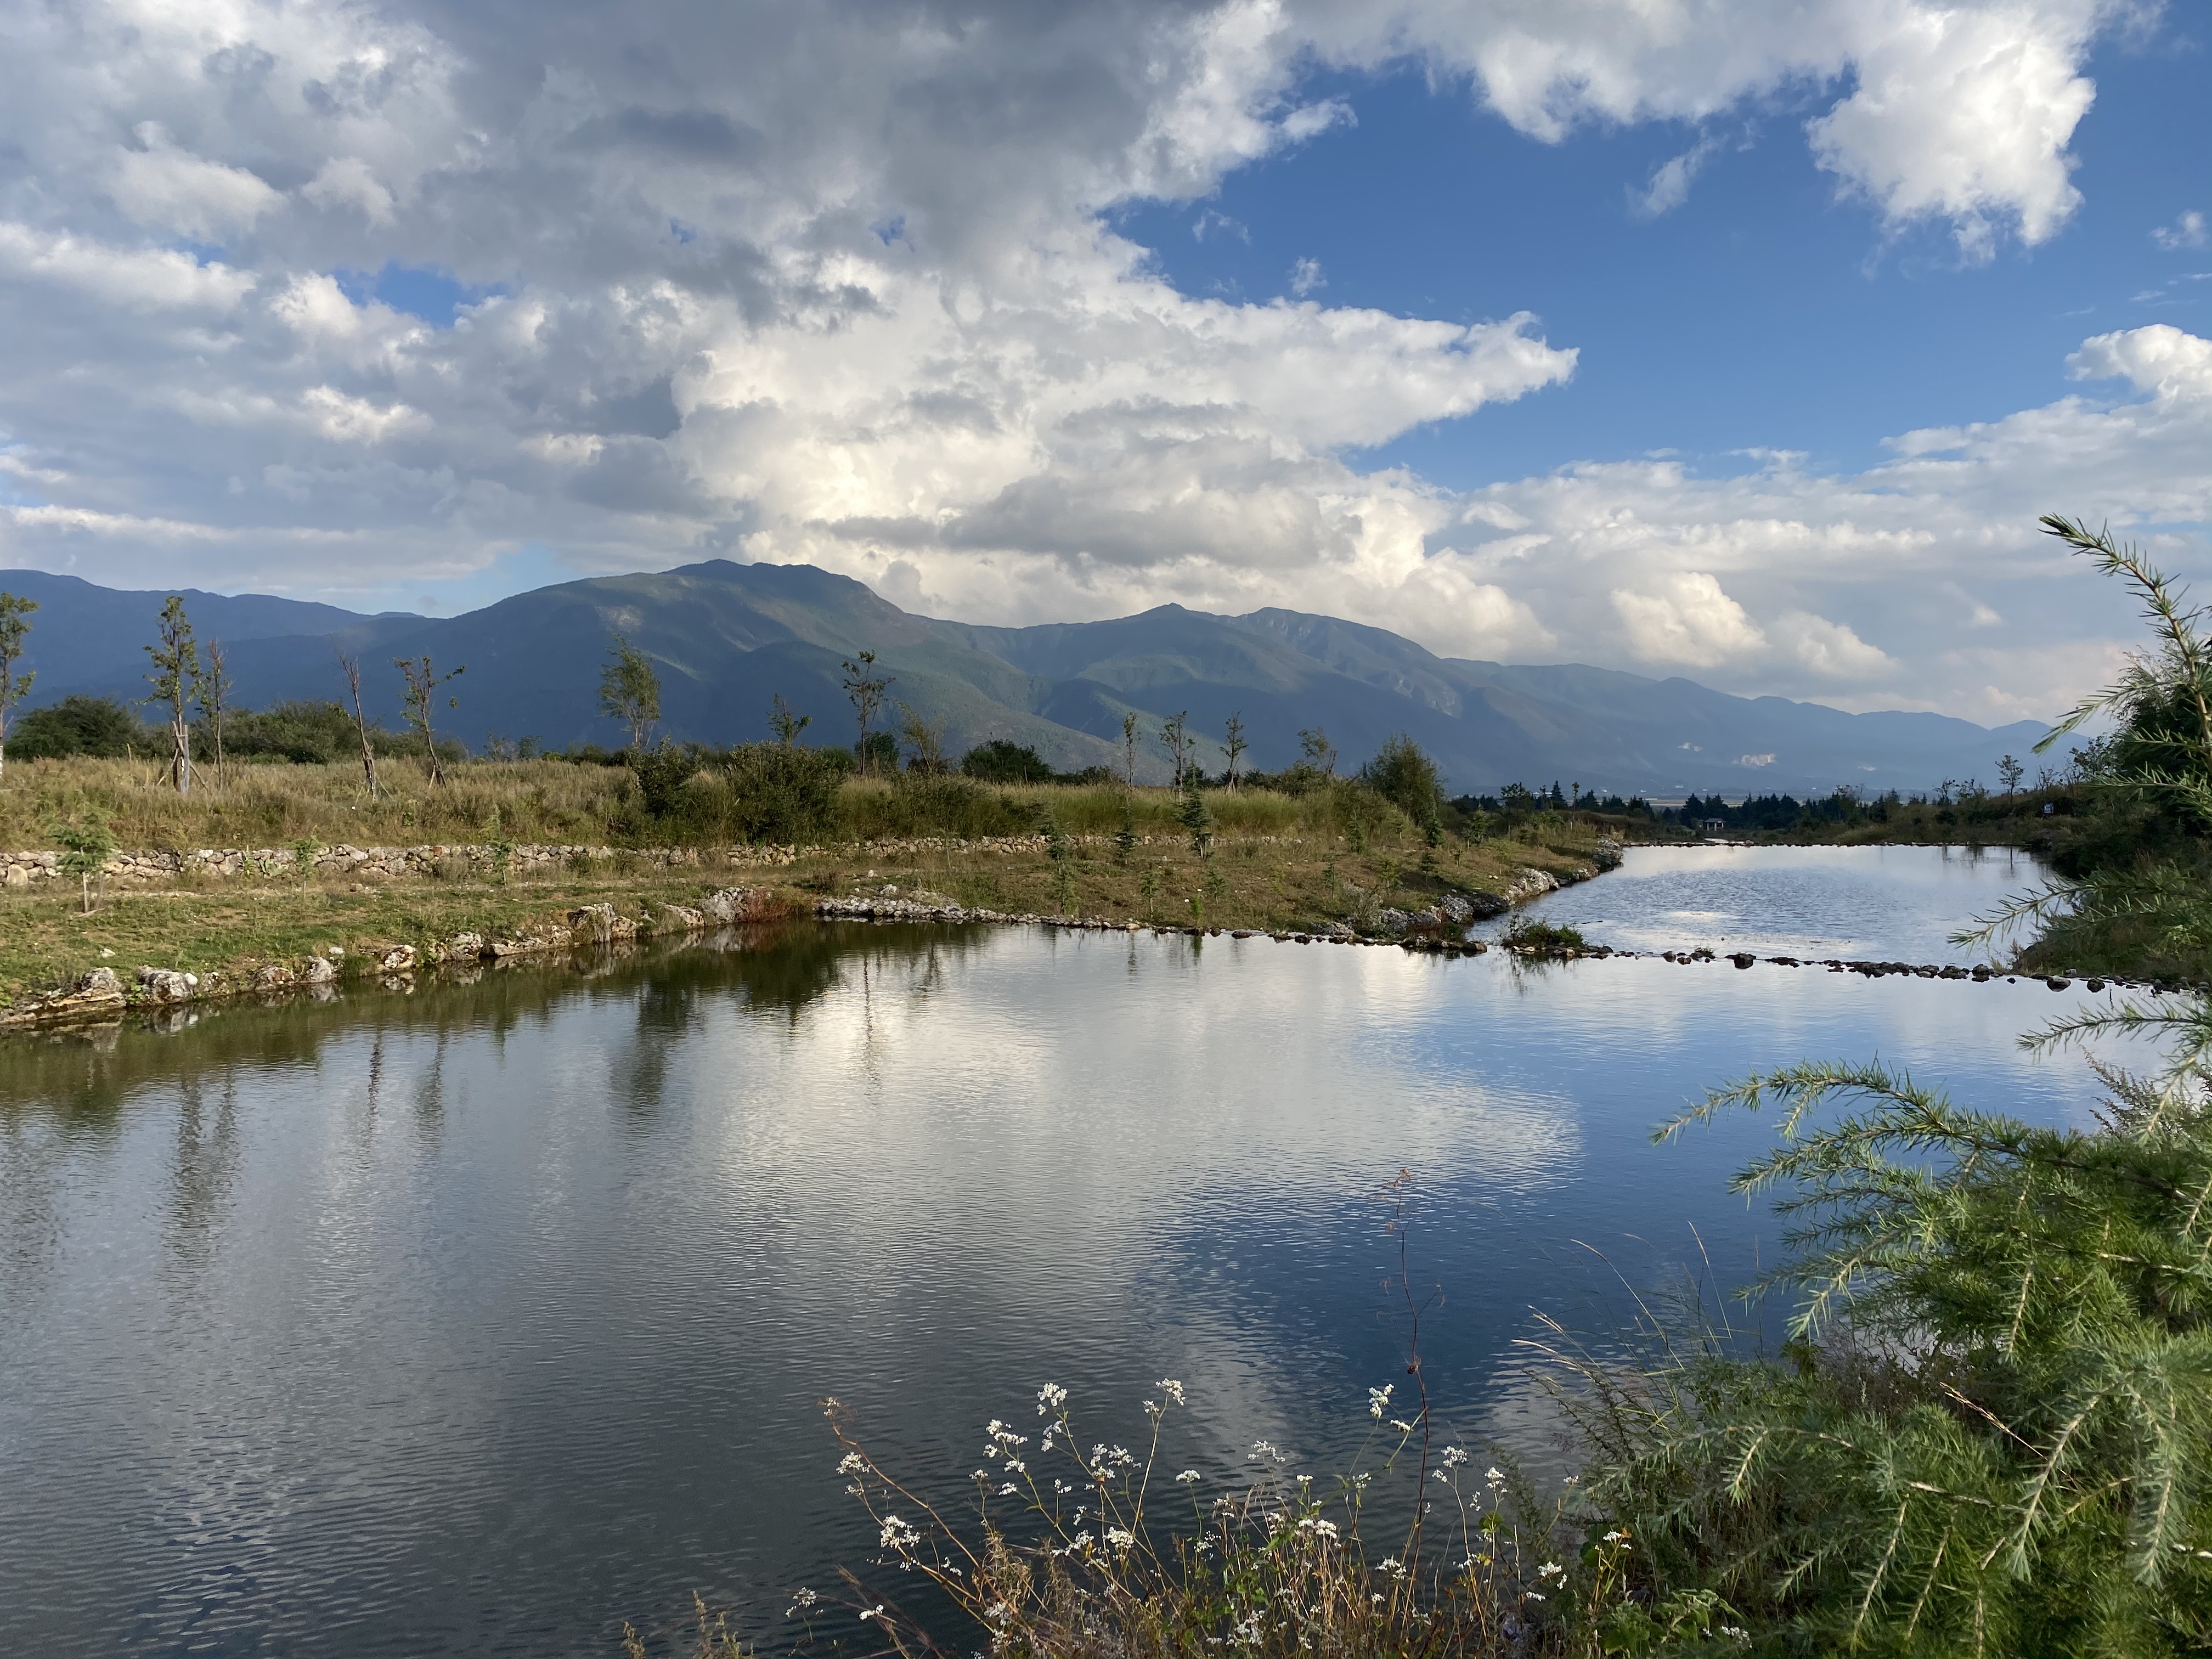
[1,560,2047,796]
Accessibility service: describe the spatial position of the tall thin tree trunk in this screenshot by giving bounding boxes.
[339,652,379,798]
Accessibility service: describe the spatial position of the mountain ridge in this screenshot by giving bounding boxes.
[0,560,2046,795]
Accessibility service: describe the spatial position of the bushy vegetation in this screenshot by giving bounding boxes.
[1534,1047,2212,1657]
[10,695,154,760]
[962,739,1059,783]
[1503,918,1587,952]
[1361,733,1447,840]
[1955,517,2212,979]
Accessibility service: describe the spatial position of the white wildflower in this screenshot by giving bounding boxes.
[1441,1446,1469,1468]
[1037,1383,1068,1415]
[1525,1591,1546,1603]
[998,1482,1018,1496]
[1160,1379,1186,1405]
[837,1452,865,1474]
[1537,1561,1565,1579]
[1368,1385,1392,1419]
[879,1516,920,1551]
[1105,1527,1136,1551]
[1176,1469,1202,1485]
[1295,1517,1339,1541]
[1389,1418,1415,1432]
[1720,1627,1751,1645]
[1485,1466,1505,1486]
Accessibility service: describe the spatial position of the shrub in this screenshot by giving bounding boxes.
[719,743,845,844]
[12,696,153,759]
[963,738,1057,783]
[1554,1053,2212,1655]
[1360,735,1445,834]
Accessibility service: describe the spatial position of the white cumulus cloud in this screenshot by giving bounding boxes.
[0,0,2183,730]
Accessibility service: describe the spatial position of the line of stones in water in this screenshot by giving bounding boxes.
[810,894,2190,997]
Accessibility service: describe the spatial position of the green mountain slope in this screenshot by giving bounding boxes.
[2,559,2045,794]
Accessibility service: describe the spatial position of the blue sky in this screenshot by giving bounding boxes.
[0,0,2208,721]
[1121,33,2211,487]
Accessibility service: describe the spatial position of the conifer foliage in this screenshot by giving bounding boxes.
[1561,1058,2211,1655]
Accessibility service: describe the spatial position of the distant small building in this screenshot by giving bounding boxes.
[1701,817,1728,832]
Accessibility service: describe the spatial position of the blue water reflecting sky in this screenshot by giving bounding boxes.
[0,864,2152,1656]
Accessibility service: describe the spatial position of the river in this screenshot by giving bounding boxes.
[0,846,2151,1656]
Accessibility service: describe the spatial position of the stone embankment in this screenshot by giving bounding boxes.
[2,887,785,1029]
[3,842,742,888]
[0,831,1226,889]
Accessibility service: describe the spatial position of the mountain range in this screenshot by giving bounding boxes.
[0,561,2047,797]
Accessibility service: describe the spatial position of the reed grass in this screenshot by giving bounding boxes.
[2,758,1381,853]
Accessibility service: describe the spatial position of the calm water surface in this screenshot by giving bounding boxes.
[0,849,2142,1656]
[1497,842,2045,962]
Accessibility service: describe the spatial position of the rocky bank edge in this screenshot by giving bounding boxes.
[3,886,787,1029]
[0,842,1621,1032]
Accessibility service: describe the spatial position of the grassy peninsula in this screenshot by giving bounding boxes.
[0,751,1635,1013]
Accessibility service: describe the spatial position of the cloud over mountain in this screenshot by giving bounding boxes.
[0,0,2186,726]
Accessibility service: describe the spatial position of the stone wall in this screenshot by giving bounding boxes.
[0,830,1194,889]
[0,842,765,888]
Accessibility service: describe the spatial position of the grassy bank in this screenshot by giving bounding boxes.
[0,764,1626,1010]
[0,752,1643,849]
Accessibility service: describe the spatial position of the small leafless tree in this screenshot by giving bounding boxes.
[196,638,233,780]
[396,654,466,786]
[1120,710,1140,790]
[840,650,895,775]
[337,651,380,798]
[1223,712,1247,791]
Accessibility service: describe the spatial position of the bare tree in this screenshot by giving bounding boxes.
[1158,709,1190,789]
[840,651,895,775]
[396,654,466,785]
[337,651,380,798]
[196,638,233,780]
[143,595,201,797]
[1223,712,1247,791]
[1120,710,1141,790]
[0,591,35,783]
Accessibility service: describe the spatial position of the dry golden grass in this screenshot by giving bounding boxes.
[0,757,1621,1008]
